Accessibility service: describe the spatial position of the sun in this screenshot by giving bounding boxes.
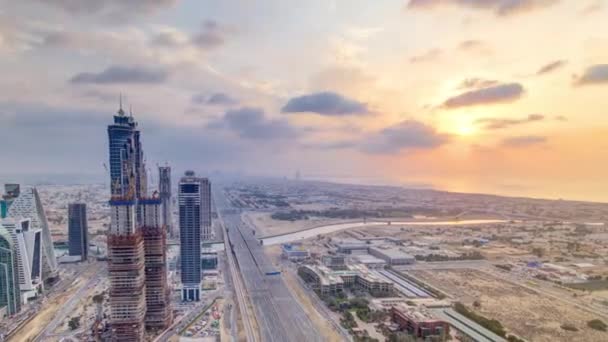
[455,121,477,136]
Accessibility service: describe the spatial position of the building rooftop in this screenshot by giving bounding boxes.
[370,246,415,259]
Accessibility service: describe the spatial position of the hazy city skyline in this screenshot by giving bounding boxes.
[1,0,607,201]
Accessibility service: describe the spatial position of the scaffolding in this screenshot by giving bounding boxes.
[107,231,146,341]
[142,226,172,329]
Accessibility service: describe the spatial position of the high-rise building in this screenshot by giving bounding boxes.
[68,203,88,261]
[141,196,171,329]
[106,101,171,340]
[178,171,209,301]
[7,186,57,282]
[201,178,212,241]
[107,104,147,341]
[0,218,43,303]
[158,166,173,238]
[1,184,20,219]
[0,224,21,316]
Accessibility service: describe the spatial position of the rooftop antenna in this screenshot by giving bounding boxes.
[129,105,133,118]
[118,93,125,116]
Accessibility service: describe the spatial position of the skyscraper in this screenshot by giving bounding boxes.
[0,184,20,219]
[201,178,212,241]
[68,203,88,261]
[179,171,210,301]
[0,218,43,303]
[107,103,147,341]
[141,195,171,329]
[7,186,57,282]
[0,224,21,316]
[158,166,173,238]
[106,101,170,340]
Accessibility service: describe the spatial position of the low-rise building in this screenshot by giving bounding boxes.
[369,247,415,265]
[282,243,310,261]
[353,254,387,269]
[391,303,449,339]
[322,255,347,270]
[298,264,393,296]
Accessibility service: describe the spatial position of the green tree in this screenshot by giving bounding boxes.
[68,316,81,331]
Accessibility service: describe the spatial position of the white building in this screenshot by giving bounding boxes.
[0,218,43,303]
[7,187,57,280]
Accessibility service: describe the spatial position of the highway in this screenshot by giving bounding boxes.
[34,263,105,341]
[216,203,259,342]
[215,187,324,342]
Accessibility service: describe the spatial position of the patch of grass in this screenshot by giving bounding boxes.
[587,319,607,332]
[454,302,506,338]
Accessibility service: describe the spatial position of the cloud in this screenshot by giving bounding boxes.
[192,92,239,106]
[555,115,567,121]
[362,120,450,154]
[476,114,544,130]
[210,107,296,140]
[442,83,524,109]
[501,135,547,147]
[536,60,567,75]
[191,20,231,50]
[281,91,369,116]
[458,40,485,51]
[581,0,603,15]
[150,29,190,48]
[574,64,608,86]
[70,65,169,84]
[407,0,560,17]
[458,78,499,90]
[31,0,177,18]
[409,48,442,63]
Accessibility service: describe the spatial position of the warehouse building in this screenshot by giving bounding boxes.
[369,247,416,265]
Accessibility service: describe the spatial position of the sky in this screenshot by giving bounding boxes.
[1,0,608,202]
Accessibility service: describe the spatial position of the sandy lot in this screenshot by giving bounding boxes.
[243,212,340,237]
[411,269,608,342]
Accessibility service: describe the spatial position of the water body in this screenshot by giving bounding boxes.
[261,219,507,246]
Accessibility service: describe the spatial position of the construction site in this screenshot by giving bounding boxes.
[411,269,608,342]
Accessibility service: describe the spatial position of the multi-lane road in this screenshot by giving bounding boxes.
[215,187,324,342]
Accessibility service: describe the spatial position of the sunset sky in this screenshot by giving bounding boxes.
[1,0,607,201]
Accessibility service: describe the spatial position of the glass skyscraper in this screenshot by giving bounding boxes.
[68,203,88,261]
[179,171,211,301]
[0,225,21,316]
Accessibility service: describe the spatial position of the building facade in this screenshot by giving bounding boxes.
[0,184,20,219]
[68,203,88,261]
[179,171,207,301]
[141,197,172,329]
[7,186,57,282]
[0,225,21,316]
[0,218,43,303]
[158,166,173,238]
[200,178,212,241]
[391,304,449,338]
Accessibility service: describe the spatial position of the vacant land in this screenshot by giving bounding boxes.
[244,211,339,236]
[411,269,607,342]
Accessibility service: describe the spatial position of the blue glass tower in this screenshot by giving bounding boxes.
[107,104,137,197]
[179,171,205,301]
[68,203,88,261]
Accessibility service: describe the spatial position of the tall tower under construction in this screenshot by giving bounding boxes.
[158,166,173,238]
[107,102,170,340]
[141,196,172,329]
